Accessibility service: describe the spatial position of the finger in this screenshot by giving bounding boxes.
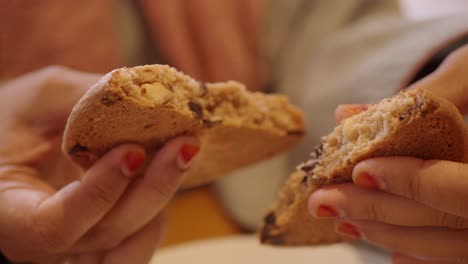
[353,157,468,219]
[334,220,468,262]
[308,184,468,228]
[409,44,468,114]
[101,214,166,264]
[334,104,369,123]
[73,137,199,252]
[136,0,203,79]
[33,144,145,252]
[392,253,456,264]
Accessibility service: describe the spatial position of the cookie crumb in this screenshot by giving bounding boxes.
[101,97,115,106]
[69,144,88,155]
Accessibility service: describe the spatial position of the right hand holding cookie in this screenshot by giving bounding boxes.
[0,67,200,263]
[312,45,468,263]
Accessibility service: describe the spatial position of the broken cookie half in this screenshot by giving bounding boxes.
[63,65,305,188]
[261,88,467,246]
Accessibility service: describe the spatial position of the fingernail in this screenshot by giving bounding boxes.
[315,205,342,218]
[339,104,368,115]
[122,150,146,177]
[178,144,200,169]
[354,172,385,190]
[335,221,364,240]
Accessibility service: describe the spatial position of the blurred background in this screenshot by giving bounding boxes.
[1,0,468,249]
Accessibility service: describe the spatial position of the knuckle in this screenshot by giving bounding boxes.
[40,65,69,78]
[407,172,423,201]
[366,199,387,222]
[85,227,124,251]
[85,182,116,211]
[33,220,72,252]
[36,65,72,89]
[149,182,177,201]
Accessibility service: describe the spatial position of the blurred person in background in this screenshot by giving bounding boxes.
[1,1,266,263]
[1,0,468,263]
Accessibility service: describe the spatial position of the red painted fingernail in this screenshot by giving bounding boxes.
[339,104,368,115]
[122,151,145,177]
[335,222,363,240]
[316,205,341,218]
[354,173,385,190]
[178,144,200,169]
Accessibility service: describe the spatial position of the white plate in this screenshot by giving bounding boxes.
[151,235,390,264]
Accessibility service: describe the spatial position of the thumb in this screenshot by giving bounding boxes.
[335,104,369,123]
[32,144,145,253]
[29,66,101,136]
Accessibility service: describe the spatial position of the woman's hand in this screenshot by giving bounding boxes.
[309,45,468,263]
[137,0,267,91]
[0,67,200,263]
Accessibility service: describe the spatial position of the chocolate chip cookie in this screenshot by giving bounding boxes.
[261,88,467,245]
[63,65,305,188]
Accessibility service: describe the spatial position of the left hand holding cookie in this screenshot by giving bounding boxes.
[0,67,199,264]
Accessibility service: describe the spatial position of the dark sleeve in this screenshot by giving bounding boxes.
[406,34,468,86]
[0,253,11,264]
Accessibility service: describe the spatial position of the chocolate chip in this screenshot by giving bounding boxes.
[299,159,318,173]
[188,101,203,119]
[260,232,285,245]
[287,130,304,136]
[260,226,284,245]
[264,212,276,225]
[167,83,175,93]
[101,97,114,106]
[203,119,222,128]
[301,175,308,185]
[144,124,154,129]
[310,143,324,159]
[69,144,88,155]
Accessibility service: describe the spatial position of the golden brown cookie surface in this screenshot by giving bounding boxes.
[63,65,305,188]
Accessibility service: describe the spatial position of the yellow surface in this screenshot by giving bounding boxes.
[162,185,242,247]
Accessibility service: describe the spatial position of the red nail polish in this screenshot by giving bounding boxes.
[340,104,368,115]
[179,144,200,168]
[354,173,384,189]
[335,222,363,239]
[316,205,340,218]
[123,151,145,175]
